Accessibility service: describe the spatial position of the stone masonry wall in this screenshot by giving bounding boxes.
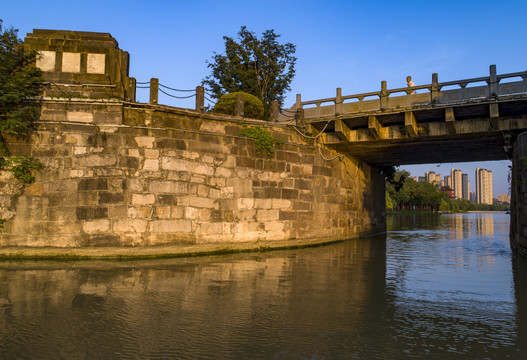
[0,100,386,247]
[511,131,527,256]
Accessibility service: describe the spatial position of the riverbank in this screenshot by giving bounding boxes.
[0,235,362,261]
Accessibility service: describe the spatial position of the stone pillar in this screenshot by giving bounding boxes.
[270,100,278,121]
[296,108,305,128]
[196,86,205,112]
[126,77,136,102]
[489,64,498,99]
[380,81,388,110]
[235,93,244,117]
[510,131,527,257]
[335,88,343,115]
[431,73,439,104]
[150,78,159,105]
[295,94,302,110]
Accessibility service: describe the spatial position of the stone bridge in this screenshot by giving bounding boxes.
[285,66,527,166]
[0,29,525,257]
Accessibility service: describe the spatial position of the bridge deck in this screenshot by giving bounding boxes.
[283,66,527,166]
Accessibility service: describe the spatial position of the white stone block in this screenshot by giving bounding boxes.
[135,136,155,148]
[74,146,87,155]
[237,198,254,210]
[143,159,159,171]
[87,53,105,74]
[62,52,81,73]
[272,199,291,209]
[36,51,55,71]
[113,219,148,233]
[185,207,199,219]
[132,193,155,205]
[82,219,110,234]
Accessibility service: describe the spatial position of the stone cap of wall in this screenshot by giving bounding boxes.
[24,29,133,101]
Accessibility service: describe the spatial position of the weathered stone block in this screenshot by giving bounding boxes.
[98,192,124,204]
[272,199,291,209]
[149,180,187,194]
[78,178,108,191]
[144,149,159,159]
[237,198,255,210]
[132,193,155,205]
[150,219,191,233]
[82,219,110,234]
[76,206,108,220]
[135,136,155,148]
[257,209,279,222]
[281,188,298,199]
[113,219,148,233]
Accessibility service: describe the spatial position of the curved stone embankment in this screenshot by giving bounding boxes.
[0,100,386,252]
[0,235,370,260]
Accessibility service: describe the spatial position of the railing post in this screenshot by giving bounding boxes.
[195,86,204,112]
[149,78,158,104]
[270,100,278,121]
[431,73,439,104]
[335,87,343,115]
[380,81,388,110]
[489,64,498,99]
[296,94,302,110]
[235,93,244,117]
[295,108,305,128]
[126,77,136,102]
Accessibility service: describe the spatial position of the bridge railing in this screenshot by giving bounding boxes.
[289,65,527,120]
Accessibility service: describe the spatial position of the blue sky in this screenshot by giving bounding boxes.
[2,0,525,195]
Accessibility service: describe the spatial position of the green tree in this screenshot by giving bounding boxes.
[0,20,43,183]
[203,26,296,119]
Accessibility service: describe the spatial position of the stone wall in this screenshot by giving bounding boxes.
[0,100,386,247]
[511,132,527,256]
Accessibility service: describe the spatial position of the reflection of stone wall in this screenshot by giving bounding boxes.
[0,239,386,358]
[511,132,527,256]
[0,101,385,247]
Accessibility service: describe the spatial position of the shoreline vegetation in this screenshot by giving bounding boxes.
[386,170,510,213]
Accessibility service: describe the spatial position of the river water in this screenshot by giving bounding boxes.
[0,212,525,359]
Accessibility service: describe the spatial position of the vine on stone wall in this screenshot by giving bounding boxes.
[1,155,43,184]
[239,125,284,159]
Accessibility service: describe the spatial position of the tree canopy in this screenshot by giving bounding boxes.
[203,26,296,119]
[0,20,43,183]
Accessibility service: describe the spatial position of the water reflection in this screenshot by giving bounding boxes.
[0,213,524,359]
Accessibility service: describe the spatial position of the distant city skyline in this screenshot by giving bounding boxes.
[402,161,509,198]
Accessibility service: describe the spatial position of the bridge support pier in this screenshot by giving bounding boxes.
[511,131,527,257]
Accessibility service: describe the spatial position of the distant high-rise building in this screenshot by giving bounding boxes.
[451,169,462,199]
[462,173,469,200]
[475,168,493,204]
[425,171,441,185]
[470,191,477,202]
[425,171,436,183]
[445,175,451,189]
[497,193,511,203]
